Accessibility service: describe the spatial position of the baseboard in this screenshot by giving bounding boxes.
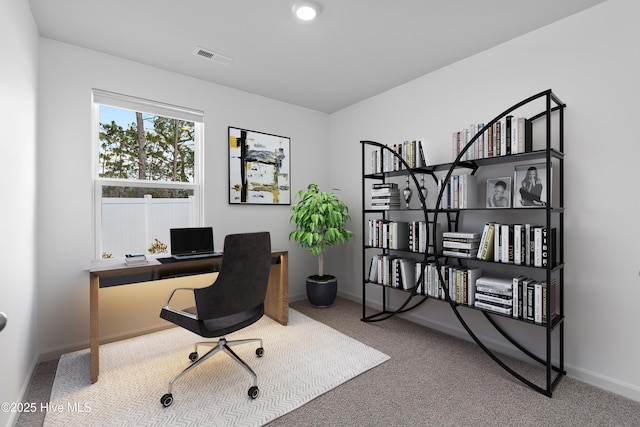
[338,290,640,403]
[9,352,40,426]
[38,324,176,362]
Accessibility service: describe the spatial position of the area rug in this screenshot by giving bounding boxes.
[44,309,389,426]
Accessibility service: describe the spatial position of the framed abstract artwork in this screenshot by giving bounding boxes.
[228,126,290,205]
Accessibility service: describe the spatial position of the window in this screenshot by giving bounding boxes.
[92,90,204,258]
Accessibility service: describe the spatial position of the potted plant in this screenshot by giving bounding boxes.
[289,183,355,307]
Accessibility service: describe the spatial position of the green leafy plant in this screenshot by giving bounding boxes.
[289,183,354,278]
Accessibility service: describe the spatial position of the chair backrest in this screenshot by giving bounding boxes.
[194,232,271,320]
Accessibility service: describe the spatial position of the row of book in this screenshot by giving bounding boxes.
[367,255,557,325]
[477,222,555,267]
[437,174,477,209]
[418,263,482,305]
[370,183,401,210]
[367,219,430,253]
[371,139,428,174]
[474,275,557,324]
[368,254,416,289]
[452,116,532,162]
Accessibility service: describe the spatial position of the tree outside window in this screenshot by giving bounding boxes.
[95,101,202,258]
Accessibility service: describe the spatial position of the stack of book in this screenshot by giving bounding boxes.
[370,183,401,210]
[442,231,480,258]
[473,276,513,315]
[125,253,148,265]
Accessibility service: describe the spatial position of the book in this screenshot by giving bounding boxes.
[493,222,501,263]
[517,117,533,153]
[474,300,512,315]
[475,291,512,305]
[442,240,480,249]
[534,281,543,323]
[542,278,558,325]
[442,231,481,240]
[512,275,526,318]
[500,224,513,264]
[477,222,495,261]
[443,248,478,259]
[466,267,482,305]
[476,276,513,290]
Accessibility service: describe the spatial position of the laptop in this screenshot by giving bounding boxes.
[170,227,222,260]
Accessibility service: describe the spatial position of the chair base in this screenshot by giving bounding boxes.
[161,336,264,407]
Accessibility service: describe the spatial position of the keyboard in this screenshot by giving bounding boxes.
[172,252,223,260]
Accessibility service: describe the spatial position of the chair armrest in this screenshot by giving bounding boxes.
[162,287,198,319]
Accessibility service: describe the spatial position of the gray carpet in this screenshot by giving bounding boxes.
[17,297,640,426]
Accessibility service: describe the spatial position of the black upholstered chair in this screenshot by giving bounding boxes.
[159,232,272,407]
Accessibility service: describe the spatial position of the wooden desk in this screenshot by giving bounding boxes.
[89,250,288,383]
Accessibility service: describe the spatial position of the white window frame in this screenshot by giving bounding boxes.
[91,89,205,258]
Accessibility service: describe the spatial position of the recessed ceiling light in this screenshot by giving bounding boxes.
[292,1,320,21]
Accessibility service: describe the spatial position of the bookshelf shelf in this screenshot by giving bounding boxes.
[360,89,565,397]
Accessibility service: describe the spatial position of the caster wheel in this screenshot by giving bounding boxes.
[189,352,198,362]
[160,393,173,407]
[248,386,259,399]
[255,347,264,357]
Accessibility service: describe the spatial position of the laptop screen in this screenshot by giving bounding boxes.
[170,227,215,256]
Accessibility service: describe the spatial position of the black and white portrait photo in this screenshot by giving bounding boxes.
[514,163,549,207]
[486,177,511,208]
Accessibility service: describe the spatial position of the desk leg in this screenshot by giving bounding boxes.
[280,253,289,324]
[90,273,99,383]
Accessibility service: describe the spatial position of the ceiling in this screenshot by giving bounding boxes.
[28,0,606,114]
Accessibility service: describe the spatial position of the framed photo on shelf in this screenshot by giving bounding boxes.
[514,163,549,207]
[228,126,291,205]
[486,177,512,208]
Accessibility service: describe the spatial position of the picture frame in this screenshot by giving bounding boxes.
[228,126,290,205]
[486,177,512,208]
[514,163,549,208]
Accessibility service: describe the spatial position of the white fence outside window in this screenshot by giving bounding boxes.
[101,195,195,257]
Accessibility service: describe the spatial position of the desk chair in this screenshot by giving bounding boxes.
[159,232,271,407]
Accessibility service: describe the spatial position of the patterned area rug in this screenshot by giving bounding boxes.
[45,309,389,426]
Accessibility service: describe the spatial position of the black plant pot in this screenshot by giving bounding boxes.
[306,275,337,308]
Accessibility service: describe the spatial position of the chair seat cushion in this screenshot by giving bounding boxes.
[160,303,264,338]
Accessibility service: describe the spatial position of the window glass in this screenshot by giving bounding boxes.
[93,92,202,258]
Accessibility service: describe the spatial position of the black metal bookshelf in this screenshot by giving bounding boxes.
[360,89,565,397]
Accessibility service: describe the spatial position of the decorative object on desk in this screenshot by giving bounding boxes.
[147,238,168,254]
[45,309,389,426]
[125,253,148,265]
[228,126,290,205]
[486,177,512,208]
[514,163,549,207]
[289,184,354,307]
[402,178,412,209]
[419,175,428,208]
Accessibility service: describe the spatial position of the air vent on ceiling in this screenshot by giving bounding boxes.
[192,47,232,66]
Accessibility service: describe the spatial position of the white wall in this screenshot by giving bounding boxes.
[36,39,329,357]
[329,0,640,401]
[0,1,39,425]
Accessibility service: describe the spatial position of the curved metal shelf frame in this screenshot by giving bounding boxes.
[360,89,566,397]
